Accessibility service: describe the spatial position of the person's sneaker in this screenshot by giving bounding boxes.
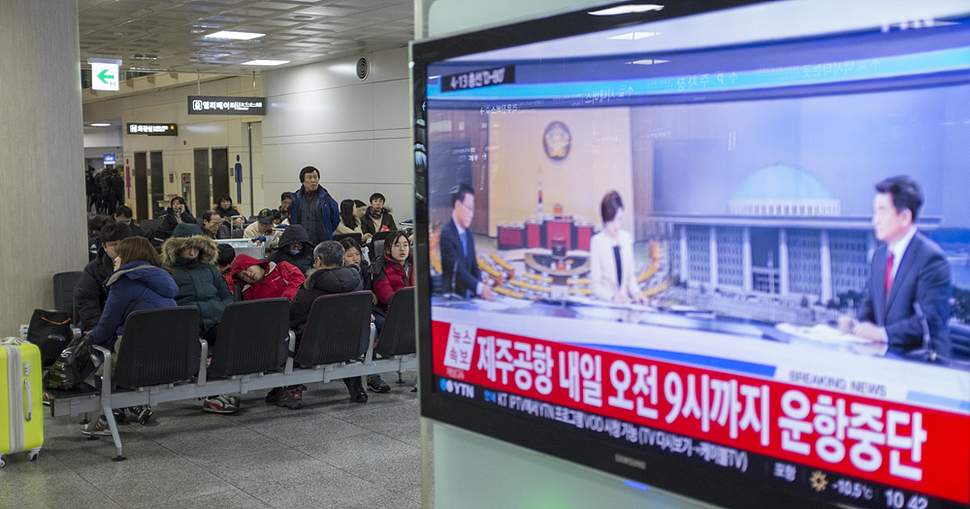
[202,394,239,414]
[265,387,282,404]
[276,385,305,410]
[344,377,368,403]
[367,374,391,393]
[112,408,126,424]
[80,417,112,436]
[42,391,52,407]
[130,405,153,425]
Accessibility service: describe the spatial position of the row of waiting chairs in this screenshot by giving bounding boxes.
[43,288,417,461]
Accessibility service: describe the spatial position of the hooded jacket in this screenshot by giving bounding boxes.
[229,254,305,301]
[161,228,233,335]
[266,224,315,275]
[87,261,178,347]
[370,252,414,312]
[288,265,363,333]
[76,245,115,331]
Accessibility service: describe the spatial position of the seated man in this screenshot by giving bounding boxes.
[77,222,132,333]
[287,240,369,405]
[244,208,280,251]
[360,192,396,236]
[114,205,144,237]
[88,214,114,262]
[229,254,305,301]
[266,224,314,275]
[201,209,230,240]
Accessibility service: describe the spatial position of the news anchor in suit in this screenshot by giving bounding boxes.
[839,176,951,359]
[440,183,494,300]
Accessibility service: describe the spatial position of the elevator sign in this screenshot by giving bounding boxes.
[91,62,119,91]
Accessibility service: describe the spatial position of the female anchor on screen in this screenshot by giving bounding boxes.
[589,191,646,304]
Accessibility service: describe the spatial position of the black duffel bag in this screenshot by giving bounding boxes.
[26,309,72,367]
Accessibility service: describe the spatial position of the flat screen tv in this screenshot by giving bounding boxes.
[411,2,970,507]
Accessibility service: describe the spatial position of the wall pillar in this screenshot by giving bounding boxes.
[0,0,85,334]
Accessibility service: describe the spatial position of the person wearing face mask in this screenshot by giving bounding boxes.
[113,205,144,237]
[76,222,132,333]
[161,223,238,413]
[266,224,315,275]
[589,191,647,305]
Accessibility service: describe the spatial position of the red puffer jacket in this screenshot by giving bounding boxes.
[229,254,305,301]
[372,253,414,312]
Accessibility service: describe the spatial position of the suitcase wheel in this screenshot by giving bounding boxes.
[0,455,5,468]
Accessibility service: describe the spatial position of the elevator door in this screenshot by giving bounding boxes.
[150,151,164,217]
[134,152,148,220]
[211,148,229,203]
[193,148,210,215]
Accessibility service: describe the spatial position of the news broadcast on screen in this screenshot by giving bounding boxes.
[412,2,970,507]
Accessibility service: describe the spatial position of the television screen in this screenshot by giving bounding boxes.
[412,2,970,508]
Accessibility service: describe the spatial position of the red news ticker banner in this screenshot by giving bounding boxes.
[431,320,970,504]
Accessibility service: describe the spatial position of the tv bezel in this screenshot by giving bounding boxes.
[410,2,969,508]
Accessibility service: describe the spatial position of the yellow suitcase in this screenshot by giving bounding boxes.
[0,340,43,467]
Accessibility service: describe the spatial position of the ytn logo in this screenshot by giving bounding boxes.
[439,378,474,398]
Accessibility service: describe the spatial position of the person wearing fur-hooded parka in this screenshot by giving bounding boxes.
[161,223,233,338]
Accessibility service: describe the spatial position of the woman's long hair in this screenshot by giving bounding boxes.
[339,199,358,230]
[115,237,174,275]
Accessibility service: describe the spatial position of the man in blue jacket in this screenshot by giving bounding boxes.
[289,166,340,246]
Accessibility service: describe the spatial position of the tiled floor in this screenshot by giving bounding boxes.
[0,371,425,509]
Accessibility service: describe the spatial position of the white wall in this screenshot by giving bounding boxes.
[84,77,264,218]
[261,47,413,222]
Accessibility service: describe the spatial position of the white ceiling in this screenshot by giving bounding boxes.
[78,0,415,74]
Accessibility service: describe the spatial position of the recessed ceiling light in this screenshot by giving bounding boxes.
[91,123,111,127]
[590,4,663,16]
[241,59,289,66]
[203,30,264,41]
[628,59,669,65]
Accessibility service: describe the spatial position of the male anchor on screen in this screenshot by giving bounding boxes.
[440,183,494,300]
[839,175,951,360]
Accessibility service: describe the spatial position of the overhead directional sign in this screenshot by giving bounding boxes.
[188,96,266,115]
[91,62,119,91]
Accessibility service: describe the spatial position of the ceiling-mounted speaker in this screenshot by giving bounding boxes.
[356,57,368,80]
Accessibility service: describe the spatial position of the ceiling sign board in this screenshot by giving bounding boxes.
[127,123,178,136]
[91,62,119,91]
[188,96,266,115]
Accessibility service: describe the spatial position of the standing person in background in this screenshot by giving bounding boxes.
[161,223,238,414]
[78,236,178,435]
[114,205,144,237]
[161,196,194,235]
[97,170,111,214]
[289,166,339,246]
[279,192,294,224]
[110,168,125,216]
[86,167,97,214]
[589,191,646,305]
[360,192,396,237]
[335,199,373,242]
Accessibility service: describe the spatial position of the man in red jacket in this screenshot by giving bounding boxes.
[229,254,305,301]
